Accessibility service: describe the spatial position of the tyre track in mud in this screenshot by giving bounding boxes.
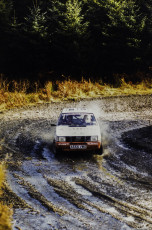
[0,95,152,230]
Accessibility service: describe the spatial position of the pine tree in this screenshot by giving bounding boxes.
[83,0,145,75]
[105,0,145,72]
[61,0,88,37]
[0,0,13,72]
[0,0,12,28]
[81,0,111,76]
[137,0,152,68]
[47,0,66,42]
[47,0,89,76]
[24,5,47,38]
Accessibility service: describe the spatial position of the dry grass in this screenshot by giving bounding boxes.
[0,163,12,230]
[0,77,152,110]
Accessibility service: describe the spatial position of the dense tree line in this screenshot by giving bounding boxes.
[0,0,152,81]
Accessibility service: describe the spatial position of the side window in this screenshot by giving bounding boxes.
[58,114,66,125]
[91,115,96,122]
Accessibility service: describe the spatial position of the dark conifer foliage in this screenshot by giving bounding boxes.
[0,0,152,81]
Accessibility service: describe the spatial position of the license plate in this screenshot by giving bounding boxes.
[70,145,87,149]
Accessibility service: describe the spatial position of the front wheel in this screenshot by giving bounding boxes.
[96,144,103,155]
[52,140,63,155]
[52,140,57,154]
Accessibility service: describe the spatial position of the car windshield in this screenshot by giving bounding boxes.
[58,113,97,126]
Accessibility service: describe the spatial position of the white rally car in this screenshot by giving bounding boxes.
[53,108,103,155]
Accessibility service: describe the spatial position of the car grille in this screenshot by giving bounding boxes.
[66,136,91,142]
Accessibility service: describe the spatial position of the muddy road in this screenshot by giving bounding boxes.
[0,95,152,230]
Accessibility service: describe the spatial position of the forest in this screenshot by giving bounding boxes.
[1,0,152,82]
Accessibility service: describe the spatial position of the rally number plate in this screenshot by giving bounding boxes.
[70,145,87,149]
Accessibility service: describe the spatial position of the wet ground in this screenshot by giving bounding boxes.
[0,95,152,230]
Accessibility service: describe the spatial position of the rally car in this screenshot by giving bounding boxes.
[53,108,103,155]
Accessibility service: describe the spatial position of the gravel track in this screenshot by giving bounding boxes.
[0,95,152,230]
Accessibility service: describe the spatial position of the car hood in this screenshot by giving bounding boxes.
[56,125,100,136]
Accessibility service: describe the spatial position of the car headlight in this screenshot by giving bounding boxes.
[91,136,98,141]
[58,136,66,142]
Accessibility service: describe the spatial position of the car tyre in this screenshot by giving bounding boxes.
[52,140,57,154]
[52,140,63,155]
[96,144,103,155]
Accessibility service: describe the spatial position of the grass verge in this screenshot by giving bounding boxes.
[0,77,152,110]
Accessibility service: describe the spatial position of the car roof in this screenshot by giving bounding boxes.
[62,108,92,114]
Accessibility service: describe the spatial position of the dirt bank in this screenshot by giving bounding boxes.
[122,126,152,153]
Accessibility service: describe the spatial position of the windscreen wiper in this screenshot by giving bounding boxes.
[69,124,86,127]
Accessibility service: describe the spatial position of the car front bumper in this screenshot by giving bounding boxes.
[55,141,101,152]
